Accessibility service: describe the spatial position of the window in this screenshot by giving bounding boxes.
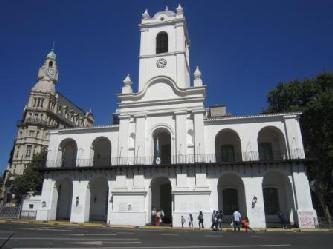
[29,130,35,137]
[29,204,34,209]
[263,187,279,215]
[156,32,168,54]
[49,61,53,67]
[26,145,32,157]
[15,146,20,158]
[259,143,273,160]
[220,145,235,162]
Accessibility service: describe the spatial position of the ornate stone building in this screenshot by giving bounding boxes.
[36,6,316,228]
[3,50,93,198]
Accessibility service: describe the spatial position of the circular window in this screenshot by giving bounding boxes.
[160,17,165,21]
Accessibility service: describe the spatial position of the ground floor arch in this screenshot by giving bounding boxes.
[218,174,247,220]
[262,171,296,227]
[151,177,172,225]
[56,178,73,220]
[89,177,108,222]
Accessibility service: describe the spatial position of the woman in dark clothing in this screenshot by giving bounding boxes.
[198,211,204,228]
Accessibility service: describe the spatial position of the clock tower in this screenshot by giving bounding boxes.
[138,5,190,90]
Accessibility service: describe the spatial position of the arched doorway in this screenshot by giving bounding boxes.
[58,138,77,167]
[258,126,287,160]
[262,171,295,227]
[92,137,111,166]
[151,177,172,225]
[56,178,73,220]
[215,129,242,163]
[218,174,246,222]
[153,129,171,165]
[89,177,108,222]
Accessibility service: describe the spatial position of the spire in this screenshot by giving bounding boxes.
[165,6,168,11]
[193,66,203,87]
[176,3,183,15]
[122,74,133,94]
[142,9,150,19]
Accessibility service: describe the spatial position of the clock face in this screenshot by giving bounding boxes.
[156,58,167,68]
[47,68,55,76]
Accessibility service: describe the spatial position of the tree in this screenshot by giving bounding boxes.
[265,73,333,224]
[12,150,46,202]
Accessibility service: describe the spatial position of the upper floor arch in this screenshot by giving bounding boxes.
[215,128,242,163]
[258,126,287,160]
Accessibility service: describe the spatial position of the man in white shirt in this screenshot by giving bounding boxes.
[233,210,242,232]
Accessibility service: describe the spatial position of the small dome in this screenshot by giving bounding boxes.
[47,50,56,60]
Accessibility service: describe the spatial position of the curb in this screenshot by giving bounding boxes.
[0,219,332,232]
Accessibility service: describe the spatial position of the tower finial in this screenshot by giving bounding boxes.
[165,5,168,11]
[142,9,150,19]
[176,3,183,15]
[194,66,203,87]
[51,41,56,51]
[122,74,133,94]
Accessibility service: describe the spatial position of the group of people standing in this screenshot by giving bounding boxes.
[180,210,251,232]
[151,208,165,226]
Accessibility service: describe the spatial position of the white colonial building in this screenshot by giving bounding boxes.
[36,6,316,228]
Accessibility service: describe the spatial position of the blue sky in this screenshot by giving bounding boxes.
[0,0,333,173]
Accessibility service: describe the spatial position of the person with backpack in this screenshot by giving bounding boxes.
[218,210,223,230]
[232,210,242,232]
[198,211,204,229]
[211,210,218,231]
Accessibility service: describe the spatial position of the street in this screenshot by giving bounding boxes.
[0,223,332,249]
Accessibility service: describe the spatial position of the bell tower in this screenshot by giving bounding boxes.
[32,49,58,93]
[138,4,190,90]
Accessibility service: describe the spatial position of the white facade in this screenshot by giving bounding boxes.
[36,6,315,229]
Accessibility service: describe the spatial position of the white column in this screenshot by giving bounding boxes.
[292,164,315,228]
[135,114,146,164]
[36,178,57,221]
[243,176,266,228]
[283,115,305,159]
[193,109,205,161]
[118,115,130,163]
[70,180,90,223]
[175,111,187,163]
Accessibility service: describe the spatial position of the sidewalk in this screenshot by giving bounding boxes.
[0,219,331,232]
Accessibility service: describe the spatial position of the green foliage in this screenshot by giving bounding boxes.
[12,150,46,202]
[265,72,333,222]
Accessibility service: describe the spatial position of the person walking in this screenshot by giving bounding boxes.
[218,210,223,230]
[181,216,186,228]
[232,210,241,232]
[278,211,288,229]
[156,209,161,226]
[189,213,194,228]
[198,211,204,229]
[211,210,216,230]
[151,207,156,226]
[241,216,250,232]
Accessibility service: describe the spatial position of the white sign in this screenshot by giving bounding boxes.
[298,210,315,228]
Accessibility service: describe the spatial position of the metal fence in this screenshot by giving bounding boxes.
[0,206,21,219]
[20,210,37,220]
